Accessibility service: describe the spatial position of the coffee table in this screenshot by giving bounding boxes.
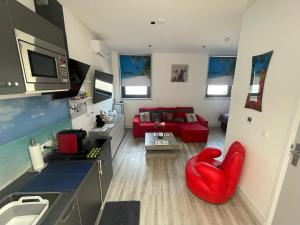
[145,132,180,158]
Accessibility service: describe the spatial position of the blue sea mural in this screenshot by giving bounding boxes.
[0,95,70,145]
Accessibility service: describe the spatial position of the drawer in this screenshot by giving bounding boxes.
[111,126,125,158]
[55,196,81,225]
[109,117,124,137]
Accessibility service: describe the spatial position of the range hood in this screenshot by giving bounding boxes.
[52,58,91,99]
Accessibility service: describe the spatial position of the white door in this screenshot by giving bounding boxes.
[271,122,300,225]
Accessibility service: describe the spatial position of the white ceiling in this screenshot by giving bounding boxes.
[59,0,252,54]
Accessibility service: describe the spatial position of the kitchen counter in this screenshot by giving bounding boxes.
[0,171,75,225]
[0,137,113,225]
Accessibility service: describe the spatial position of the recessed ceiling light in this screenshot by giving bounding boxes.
[157,18,166,24]
[148,44,152,48]
[202,45,206,48]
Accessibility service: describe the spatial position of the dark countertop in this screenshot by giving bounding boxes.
[0,159,96,225]
[89,114,124,136]
[0,137,110,225]
[0,171,75,225]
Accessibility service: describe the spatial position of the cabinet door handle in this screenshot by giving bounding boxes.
[60,201,75,223]
[99,160,103,175]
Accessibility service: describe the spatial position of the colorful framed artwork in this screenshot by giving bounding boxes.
[245,51,273,111]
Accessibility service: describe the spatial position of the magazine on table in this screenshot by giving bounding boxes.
[154,140,169,145]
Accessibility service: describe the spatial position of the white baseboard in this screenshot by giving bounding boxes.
[237,187,265,225]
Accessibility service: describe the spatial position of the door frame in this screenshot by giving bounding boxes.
[266,100,300,225]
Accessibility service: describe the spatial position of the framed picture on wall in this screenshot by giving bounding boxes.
[171,64,188,82]
[245,51,273,111]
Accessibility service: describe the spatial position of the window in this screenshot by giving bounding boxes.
[207,85,229,96]
[124,86,148,95]
[119,55,151,99]
[206,56,236,97]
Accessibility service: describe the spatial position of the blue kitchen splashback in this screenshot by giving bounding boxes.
[0,95,72,190]
[0,95,70,145]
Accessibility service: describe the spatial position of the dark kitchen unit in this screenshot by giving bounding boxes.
[34,0,69,55]
[0,0,69,95]
[0,138,113,225]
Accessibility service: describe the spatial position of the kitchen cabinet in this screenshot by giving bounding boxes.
[34,0,69,55]
[55,195,81,225]
[97,140,113,202]
[0,0,26,94]
[77,162,102,225]
[90,114,125,158]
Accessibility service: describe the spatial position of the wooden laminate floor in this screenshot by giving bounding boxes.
[105,128,258,225]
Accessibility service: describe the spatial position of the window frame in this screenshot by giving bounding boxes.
[205,85,232,98]
[121,86,151,99]
[205,55,236,98]
[119,53,152,100]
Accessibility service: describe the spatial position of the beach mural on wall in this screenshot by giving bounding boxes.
[207,56,237,86]
[119,55,151,87]
[0,95,70,145]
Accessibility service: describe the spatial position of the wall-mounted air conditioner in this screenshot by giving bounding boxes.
[91,40,110,59]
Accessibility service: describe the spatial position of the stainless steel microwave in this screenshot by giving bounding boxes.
[14,29,70,93]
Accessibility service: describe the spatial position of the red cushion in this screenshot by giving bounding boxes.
[139,122,156,134]
[158,107,176,112]
[164,122,180,136]
[176,107,194,113]
[175,112,186,119]
[139,107,160,113]
[162,112,175,122]
[180,123,209,143]
[181,123,208,134]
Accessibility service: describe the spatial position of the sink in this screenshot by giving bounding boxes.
[0,192,61,210]
[0,192,61,225]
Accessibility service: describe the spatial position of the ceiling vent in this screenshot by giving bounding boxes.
[91,40,110,59]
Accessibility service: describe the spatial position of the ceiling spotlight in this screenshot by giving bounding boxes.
[202,45,206,48]
[157,18,166,24]
[150,21,156,25]
[224,37,230,42]
[148,44,152,48]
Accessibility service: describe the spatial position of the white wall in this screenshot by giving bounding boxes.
[17,0,36,12]
[60,6,113,131]
[112,52,231,128]
[225,0,300,224]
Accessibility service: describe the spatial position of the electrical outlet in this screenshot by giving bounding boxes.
[41,140,53,152]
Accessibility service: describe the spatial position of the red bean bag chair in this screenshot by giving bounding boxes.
[185,141,245,204]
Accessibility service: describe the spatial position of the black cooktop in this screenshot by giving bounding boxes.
[47,146,102,161]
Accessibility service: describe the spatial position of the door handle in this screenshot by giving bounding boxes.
[291,144,300,166]
[98,160,103,175]
[290,150,300,156]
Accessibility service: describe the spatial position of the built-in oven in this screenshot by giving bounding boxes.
[15,29,70,93]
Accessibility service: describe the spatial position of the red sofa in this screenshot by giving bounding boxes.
[133,107,209,143]
[185,141,245,204]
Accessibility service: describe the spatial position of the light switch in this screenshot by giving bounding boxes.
[247,117,253,123]
[262,130,270,138]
